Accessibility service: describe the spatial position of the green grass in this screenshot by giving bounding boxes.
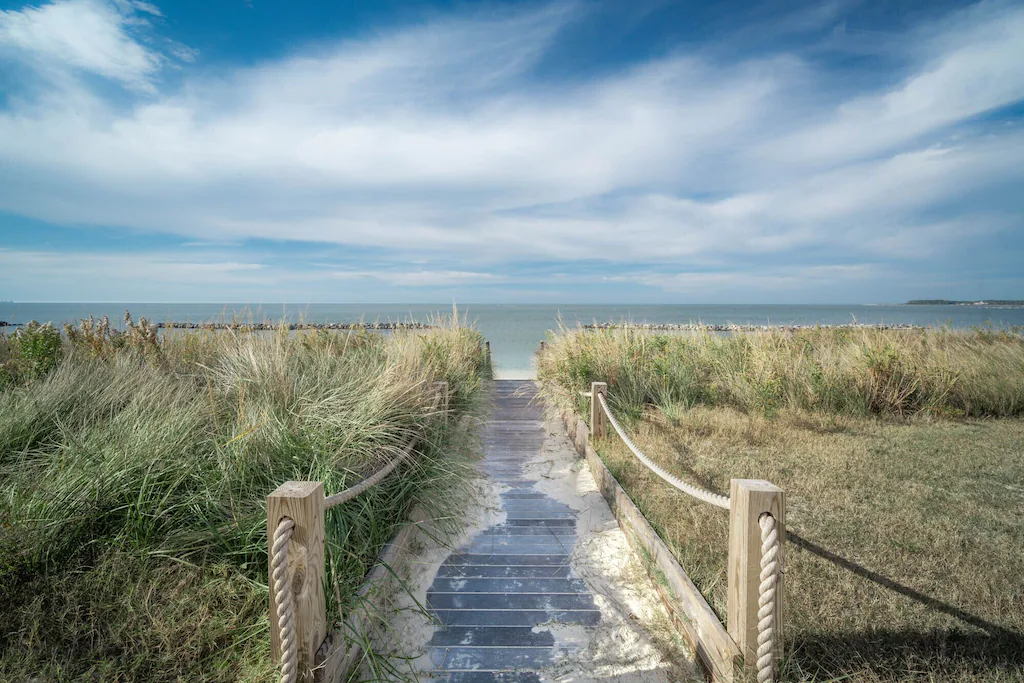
[1,314,489,681]
[539,327,1024,682]
[539,325,1024,419]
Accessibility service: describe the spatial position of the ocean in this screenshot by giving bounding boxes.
[3,303,1023,379]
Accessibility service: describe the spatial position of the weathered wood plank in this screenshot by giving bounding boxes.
[430,609,602,627]
[427,592,597,611]
[560,408,742,682]
[268,481,327,683]
[315,506,433,682]
[727,479,785,676]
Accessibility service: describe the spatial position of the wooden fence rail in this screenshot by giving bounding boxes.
[581,384,785,682]
[267,380,449,683]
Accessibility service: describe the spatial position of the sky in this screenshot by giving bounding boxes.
[0,0,1021,303]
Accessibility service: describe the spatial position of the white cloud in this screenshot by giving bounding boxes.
[332,270,507,287]
[761,3,1024,168]
[609,264,879,294]
[0,0,1021,298]
[0,248,269,299]
[0,0,162,91]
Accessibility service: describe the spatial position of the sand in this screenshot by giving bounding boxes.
[369,396,698,682]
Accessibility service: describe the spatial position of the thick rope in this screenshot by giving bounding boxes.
[272,517,297,683]
[323,437,417,509]
[596,392,730,510]
[757,513,780,683]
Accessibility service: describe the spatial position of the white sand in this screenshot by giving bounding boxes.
[371,397,698,682]
[372,476,508,679]
[522,409,698,683]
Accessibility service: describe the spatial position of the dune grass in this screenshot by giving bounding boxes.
[540,325,1024,419]
[539,326,1024,682]
[0,314,489,681]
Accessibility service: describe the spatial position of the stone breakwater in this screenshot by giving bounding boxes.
[155,321,433,331]
[1,320,432,330]
[580,322,923,332]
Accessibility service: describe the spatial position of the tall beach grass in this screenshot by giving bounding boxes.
[538,325,1024,682]
[0,313,489,681]
[539,325,1024,419]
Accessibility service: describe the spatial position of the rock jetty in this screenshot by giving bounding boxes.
[580,322,923,332]
[155,321,432,331]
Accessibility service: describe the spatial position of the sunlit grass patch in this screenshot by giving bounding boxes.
[1,314,489,681]
[539,327,1024,682]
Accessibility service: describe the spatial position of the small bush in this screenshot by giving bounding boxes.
[1,321,63,385]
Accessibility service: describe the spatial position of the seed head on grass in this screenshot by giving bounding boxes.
[0,312,488,681]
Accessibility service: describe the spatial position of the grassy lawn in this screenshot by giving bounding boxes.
[539,327,1024,682]
[0,315,488,681]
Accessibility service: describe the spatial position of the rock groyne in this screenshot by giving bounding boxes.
[155,321,432,331]
[580,322,923,332]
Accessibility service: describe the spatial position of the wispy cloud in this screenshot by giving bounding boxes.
[0,0,164,91]
[0,0,1021,301]
[332,270,507,287]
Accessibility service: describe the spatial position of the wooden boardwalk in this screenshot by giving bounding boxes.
[421,380,599,682]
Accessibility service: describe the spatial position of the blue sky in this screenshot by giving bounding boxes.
[0,0,1021,303]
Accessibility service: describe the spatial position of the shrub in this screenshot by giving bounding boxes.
[1,321,63,386]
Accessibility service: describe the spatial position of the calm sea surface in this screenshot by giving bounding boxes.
[3,303,1023,378]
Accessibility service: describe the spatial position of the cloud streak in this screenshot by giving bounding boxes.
[0,0,1021,301]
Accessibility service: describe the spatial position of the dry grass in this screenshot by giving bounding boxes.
[539,325,1024,418]
[539,327,1024,682]
[1,316,489,681]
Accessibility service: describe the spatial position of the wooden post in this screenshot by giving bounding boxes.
[727,479,785,679]
[590,382,608,439]
[485,341,491,367]
[268,481,327,683]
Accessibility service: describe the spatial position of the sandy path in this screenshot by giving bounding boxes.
[379,380,697,682]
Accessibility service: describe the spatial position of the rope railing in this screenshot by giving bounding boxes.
[596,391,731,510]
[583,382,784,681]
[324,437,418,509]
[269,381,449,683]
[271,437,419,683]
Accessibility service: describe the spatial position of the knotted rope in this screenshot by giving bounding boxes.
[596,392,730,510]
[269,386,443,683]
[271,517,297,683]
[757,512,781,683]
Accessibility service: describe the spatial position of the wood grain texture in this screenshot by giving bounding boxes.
[314,500,438,682]
[727,479,785,676]
[590,382,608,440]
[560,408,741,682]
[268,481,327,683]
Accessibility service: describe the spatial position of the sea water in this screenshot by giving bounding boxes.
[3,303,1023,379]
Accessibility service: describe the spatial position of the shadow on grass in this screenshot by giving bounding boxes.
[786,531,1024,678]
[786,628,1024,680]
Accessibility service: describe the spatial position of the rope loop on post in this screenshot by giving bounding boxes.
[596,392,730,510]
[756,512,781,683]
[272,517,297,683]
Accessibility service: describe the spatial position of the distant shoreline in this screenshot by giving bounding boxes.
[906,300,1024,307]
